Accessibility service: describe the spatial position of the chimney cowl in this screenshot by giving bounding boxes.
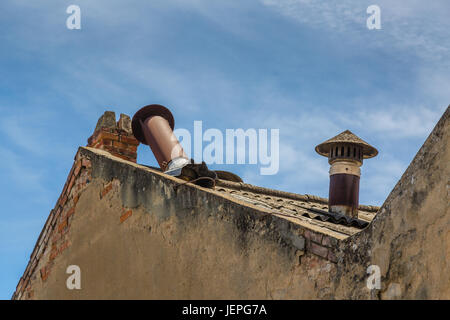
[315,130,378,219]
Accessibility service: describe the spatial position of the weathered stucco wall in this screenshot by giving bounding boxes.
[367,106,449,299]
[26,148,342,300]
[14,107,449,300]
[333,106,450,299]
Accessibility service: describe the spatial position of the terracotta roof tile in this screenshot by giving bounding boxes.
[215,180,379,238]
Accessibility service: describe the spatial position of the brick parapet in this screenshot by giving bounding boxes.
[304,230,340,263]
[87,111,140,163]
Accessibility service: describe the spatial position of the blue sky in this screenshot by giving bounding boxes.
[0,0,449,299]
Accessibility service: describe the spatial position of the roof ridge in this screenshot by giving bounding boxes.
[315,129,378,158]
[215,179,379,212]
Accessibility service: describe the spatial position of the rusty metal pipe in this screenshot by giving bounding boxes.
[132,104,188,172]
[329,172,360,218]
[328,160,361,218]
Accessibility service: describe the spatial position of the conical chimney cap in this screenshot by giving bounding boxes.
[315,130,378,158]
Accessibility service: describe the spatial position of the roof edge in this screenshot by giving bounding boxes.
[216,180,379,213]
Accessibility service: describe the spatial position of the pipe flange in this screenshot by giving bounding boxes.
[131,104,175,145]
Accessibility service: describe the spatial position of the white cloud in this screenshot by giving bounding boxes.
[0,116,45,156]
[0,111,73,157]
[342,105,445,139]
[0,147,50,203]
[239,91,444,204]
[260,0,450,65]
[362,156,407,205]
[261,0,364,32]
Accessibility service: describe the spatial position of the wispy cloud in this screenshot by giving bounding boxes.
[1,0,449,301]
[0,111,73,158]
[0,147,50,203]
[260,0,450,64]
[342,105,445,139]
[236,86,445,204]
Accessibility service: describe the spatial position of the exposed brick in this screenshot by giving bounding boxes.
[102,139,114,147]
[57,219,68,233]
[59,240,70,254]
[120,209,133,223]
[61,181,69,199]
[322,236,337,247]
[309,242,329,259]
[49,249,58,261]
[101,182,113,198]
[126,145,138,153]
[87,131,119,148]
[36,241,45,259]
[91,141,102,148]
[30,244,39,262]
[78,177,89,191]
[50,208,60,229]
[67,174,76,195]
[23,264,31,279]
[73,194,80,206]
[112,140,130,150]
[73,160,82,177]
[102,145,115,153]
[120,135,140,145]
[29,258,37,274]
[23,278,30,291]
[16,277,24,292]
[121,149,137,158]
[66,207,75,219]
[67,164,75,184]
[42,232,51,246]
[87,132,100,145]
[30,246,38,262]
[96,131,120,142]
[39,218,50,242]
[114,154,127,161]
[59,194,68,208]
[51,232,61,245]
[304,230,323,244]
[328,250,338,263]
[88,120,139,163]
[40,267,50,281]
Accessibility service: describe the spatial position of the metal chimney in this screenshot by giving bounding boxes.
[131,104,190,176]
[315,130,378,218]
